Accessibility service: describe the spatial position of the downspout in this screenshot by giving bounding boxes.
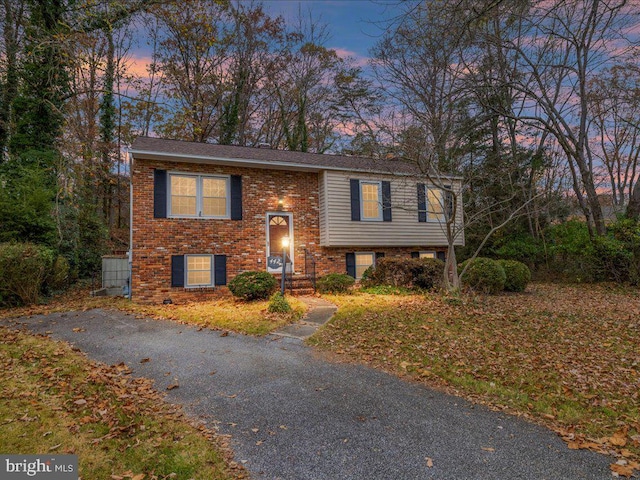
[128,151,133,300]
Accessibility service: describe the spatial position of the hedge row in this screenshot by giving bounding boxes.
[0,242,69,306]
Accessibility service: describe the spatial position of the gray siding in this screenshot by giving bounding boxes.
[319,171,330,245]
[319,170,464,247]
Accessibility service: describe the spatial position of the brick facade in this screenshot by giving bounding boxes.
[131,158,445,303]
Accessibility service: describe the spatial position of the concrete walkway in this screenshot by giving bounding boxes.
[272,296,337,339]
[7,310,613,479]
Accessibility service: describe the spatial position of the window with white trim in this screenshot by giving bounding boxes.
[360,181,382,221]
[185,255,213,287]
[419,251,437,259]
[169,173,229,218]
[355,252,375,279]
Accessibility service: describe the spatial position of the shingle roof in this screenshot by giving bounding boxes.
[129,136,420,175]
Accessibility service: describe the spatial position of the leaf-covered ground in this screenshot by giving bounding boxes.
[310,283,640,477]
[0,327,246,479]
[0,283,306,335]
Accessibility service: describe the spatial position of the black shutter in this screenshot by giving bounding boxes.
[350,179,361,221]
[346,253,356,278]
[381,181,392,222]
[411,252,420,258]
[437,251,446,261]
[171,255,184,287]
[154,169,167,218]
[375,252,385,261]
[444,185,453,220]
[230,175,242,220]
[417,183,426,223]
[214,255,227,286]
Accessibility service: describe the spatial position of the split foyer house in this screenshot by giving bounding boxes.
[128,137,464,303]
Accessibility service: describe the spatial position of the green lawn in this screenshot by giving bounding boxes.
[310,283,640,475]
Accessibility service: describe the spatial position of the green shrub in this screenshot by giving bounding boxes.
[267,292,291,313]
[46,255,70,292]
[362,257,444,291]
[228,271,277,301]
[459,257,506,294]
[497,260,531,292]
[360,285,413,295]
[316,273,355,294]
[0,242,55,306]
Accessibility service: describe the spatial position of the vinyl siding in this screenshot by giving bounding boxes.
[319,170,464,247]
[319,171,330,245]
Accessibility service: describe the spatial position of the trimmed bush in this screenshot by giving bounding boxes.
[362,257,444,291]
[498,260,531,292]
[228,271,277,301]
[459,257,506,294]
[0,242,55,306]
[316,273,355,294]
[267,292,292,313]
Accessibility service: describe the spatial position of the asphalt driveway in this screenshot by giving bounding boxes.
[9,309,612,479]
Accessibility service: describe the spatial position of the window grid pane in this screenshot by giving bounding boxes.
[420,251,436,259]
[427,188,444,221]
[171,176,197,215]
[170,174,229,217]
[361,183,380,219]
[202,197,227,217]
[355,253,374,279]
[186,256,212,287]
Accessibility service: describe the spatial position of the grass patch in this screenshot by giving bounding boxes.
[0,326,244,479]
[0,283,306,336]
[311,284,640,468]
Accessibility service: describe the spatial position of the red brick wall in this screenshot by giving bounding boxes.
[131,158,445,303]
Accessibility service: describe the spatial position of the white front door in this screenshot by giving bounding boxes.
[266,212,293,273]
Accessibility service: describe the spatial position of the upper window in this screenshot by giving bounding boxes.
[169,173,229,218]
[185,254,213,288]
[427,187,445,222]
[360,181,382,221]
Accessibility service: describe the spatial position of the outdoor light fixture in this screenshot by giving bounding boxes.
[278,196,284,209]
[281,236,290,294]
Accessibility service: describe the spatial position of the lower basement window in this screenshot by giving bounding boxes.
[355,252,375,279]
[186,255,213,288]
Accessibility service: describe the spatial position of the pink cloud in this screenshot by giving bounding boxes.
[332,47,370,67]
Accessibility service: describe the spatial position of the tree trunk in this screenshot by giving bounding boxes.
[626,180,640,221]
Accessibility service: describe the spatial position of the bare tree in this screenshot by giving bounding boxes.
[484,0,639,236]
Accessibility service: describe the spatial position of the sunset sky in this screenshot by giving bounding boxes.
[258,0,399,63]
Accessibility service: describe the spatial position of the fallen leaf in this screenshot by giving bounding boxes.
[74,399,87,405]
[139,358,150,364]
[610,429,628,447]
[426,457,434,468]
[131,474,145,480]
[481,447,495,452]
[610,462,634,478]
[166,384,179,391]
[251,428,259,433]
[72,327,85,333]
